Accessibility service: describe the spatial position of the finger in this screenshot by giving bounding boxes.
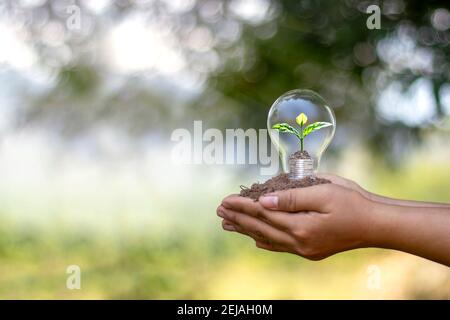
[316,173,337,182]
[241,228,289,252]
[222,196,255,217]
[221,196,294,231]
[221,208,297,248]
[255,241,288,253]
[316,174,353,189]
[222,218,287,251]
[217,205,227,218]
[316,174,365,193]
[223,218,295,253]
[259,184,334,212]
[222,219,236,231]
[221,194,240,209]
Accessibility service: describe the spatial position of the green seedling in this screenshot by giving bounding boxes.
[272,113,332,152]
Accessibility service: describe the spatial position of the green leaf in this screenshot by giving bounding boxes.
[272,123,300,136]
[302,122,332,137]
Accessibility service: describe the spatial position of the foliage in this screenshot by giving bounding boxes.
[273,112,332,151]
[207,0,450,160]
[0,0,448,162]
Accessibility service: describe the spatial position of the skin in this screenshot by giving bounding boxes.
[318,174,450,208]
[217,174,450,266]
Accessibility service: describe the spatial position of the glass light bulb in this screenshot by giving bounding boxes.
[267,89,336,179]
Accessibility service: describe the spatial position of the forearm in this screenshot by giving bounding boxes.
[366,202,450,266]
[366,191,450,208]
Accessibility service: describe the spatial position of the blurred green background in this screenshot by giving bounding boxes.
[0,0,449,299]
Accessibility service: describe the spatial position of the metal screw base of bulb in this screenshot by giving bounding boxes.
[289,158,314,180]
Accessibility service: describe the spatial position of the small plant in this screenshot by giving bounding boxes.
[272,113,332,152]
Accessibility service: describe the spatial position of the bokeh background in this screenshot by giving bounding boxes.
[0,0,449,299]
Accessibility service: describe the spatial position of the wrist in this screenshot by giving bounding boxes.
[360,199,397,248]
[347,193,381,249]
[366,200,401,249]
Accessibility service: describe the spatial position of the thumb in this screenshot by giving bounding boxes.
[259,184,333,212]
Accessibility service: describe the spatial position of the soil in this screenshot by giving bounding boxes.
[240,174,331,201]
[289,150,312,160]
[239,150,331,201]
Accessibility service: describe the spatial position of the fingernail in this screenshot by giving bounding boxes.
[223,222,235,231]
[217,206,226,218]
[259,195,278,208]
[221,201,231,209]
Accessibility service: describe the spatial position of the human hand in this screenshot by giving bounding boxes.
[319,174,450,208]
[317,174,371,199]
[217,183,376,260]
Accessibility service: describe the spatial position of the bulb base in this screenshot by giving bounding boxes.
[289,158,314,180]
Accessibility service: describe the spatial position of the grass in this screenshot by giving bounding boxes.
[0,144,449,299]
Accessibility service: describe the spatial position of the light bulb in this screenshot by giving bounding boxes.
[267,89,336,179]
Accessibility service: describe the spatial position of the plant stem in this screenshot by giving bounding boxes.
[300,125,304,151]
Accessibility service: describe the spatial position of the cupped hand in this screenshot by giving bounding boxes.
[217,183,376,260]
[316,174,371,198]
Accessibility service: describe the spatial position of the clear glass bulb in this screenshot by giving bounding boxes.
[267,89,336,179]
